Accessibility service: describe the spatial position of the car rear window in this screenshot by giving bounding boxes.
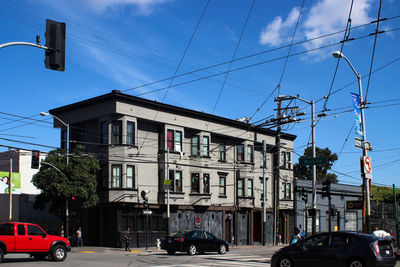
[0,223,14,235]
[170,231,186,237]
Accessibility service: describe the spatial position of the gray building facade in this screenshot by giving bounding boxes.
[294,179,363,235]
[49,90,296,247]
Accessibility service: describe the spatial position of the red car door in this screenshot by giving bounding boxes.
[15,224,30,251]
[27,224,51,252]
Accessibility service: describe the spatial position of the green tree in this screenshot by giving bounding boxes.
[371,185,400,203]
[32,145,100,215]
[294,146,338,183]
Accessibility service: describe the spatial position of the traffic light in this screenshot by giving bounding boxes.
[322,180,331,197]
[45,19,66,71]
[301,189,308,203]
[330,207,337,216]
[141,189,149,209]
[31,150,40,169]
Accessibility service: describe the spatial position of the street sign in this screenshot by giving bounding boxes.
[299,157,328,166]
[346,200,363,210]
[355,138,373,151]
[164,179,171,190]
[143,210,152,215]
[363,156,372,174]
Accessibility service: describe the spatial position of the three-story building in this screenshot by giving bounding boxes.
[49,90,296,247]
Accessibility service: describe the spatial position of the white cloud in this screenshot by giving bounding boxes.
[303,0,371,49]
[259,0,372,58]
[83,0,170,15]
[260,7,300,46]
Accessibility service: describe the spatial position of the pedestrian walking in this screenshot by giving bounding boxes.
[76,227,83,246]
[124,228,131,252]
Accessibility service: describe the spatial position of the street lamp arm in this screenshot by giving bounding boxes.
[40,161,63,173]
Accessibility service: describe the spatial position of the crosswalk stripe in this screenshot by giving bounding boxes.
[152,256,271,267]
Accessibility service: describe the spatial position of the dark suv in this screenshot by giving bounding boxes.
[271,231,396,267]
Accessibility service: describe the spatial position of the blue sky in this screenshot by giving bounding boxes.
[1,0,399,187]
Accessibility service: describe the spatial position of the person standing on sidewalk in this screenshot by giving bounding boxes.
[124,228,131,252]
[77,227,83,247]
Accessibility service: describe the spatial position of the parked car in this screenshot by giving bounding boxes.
[271,231,396,267]
[160,230,229,255]
[0,222,71,263]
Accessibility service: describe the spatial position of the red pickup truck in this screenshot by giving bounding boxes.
[0,222,71,262]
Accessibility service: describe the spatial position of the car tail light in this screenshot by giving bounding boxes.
[175,237,184,242]
[372,241,380,255]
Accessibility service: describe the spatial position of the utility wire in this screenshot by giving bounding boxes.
[364,0,383,102]
[322,0,354,111]
[136,0,210,156]
[250,0,305,121]
[212,0,255,113]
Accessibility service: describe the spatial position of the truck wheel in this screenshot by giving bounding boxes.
[0,247,3,263]
[52,245,67,262]
[33,253,48,260]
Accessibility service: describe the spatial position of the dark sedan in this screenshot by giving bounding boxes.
[160,230,229,255]
[271,231,396,267]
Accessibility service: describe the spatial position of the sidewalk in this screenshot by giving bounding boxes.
[71,244,285,255]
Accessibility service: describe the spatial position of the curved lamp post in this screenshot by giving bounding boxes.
[332,51,370,233]
[41,111,70,238]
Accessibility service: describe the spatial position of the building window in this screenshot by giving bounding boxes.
[111,165,122,188]
[191,173,200,193]
[247,179,253,197]
[111,121,122,144]
[127,121,135,145]
[237,145,244,161]
[100,121,108,145]
[203,174,210,194]
[219,143,226,161]
[259,177,268,199]
[126,165,135,188]
[219,176,226,196]
[286,152,291,169]
[167,130,174,151]
[191,136,200,156]
[175,171,182,192]
[281,151,292,169]
[169,170,182,192]
[175,131,182,152]
[167,130,183,152]
[203,136,209,156]
[238,178,244,197]
[281,182,292,200]
[247,145,254,163]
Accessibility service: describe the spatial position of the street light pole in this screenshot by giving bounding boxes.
[41,112,70,238]
[332,51,370,233]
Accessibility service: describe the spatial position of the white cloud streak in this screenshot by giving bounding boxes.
[259,0,372,58]
[83,0,170,15]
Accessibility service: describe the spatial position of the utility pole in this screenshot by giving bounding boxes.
[393,185,400,247]
[9,159,12,222]
[167,147,170,235]
[262,140,267,246]
[274,98,282,245]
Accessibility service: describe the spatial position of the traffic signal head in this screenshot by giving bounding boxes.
[301,189,308,203]
[31,150,40,169]
[45,19,66,71]
[322,180,331,197]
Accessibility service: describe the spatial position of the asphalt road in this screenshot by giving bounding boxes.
[1,246,399,267]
